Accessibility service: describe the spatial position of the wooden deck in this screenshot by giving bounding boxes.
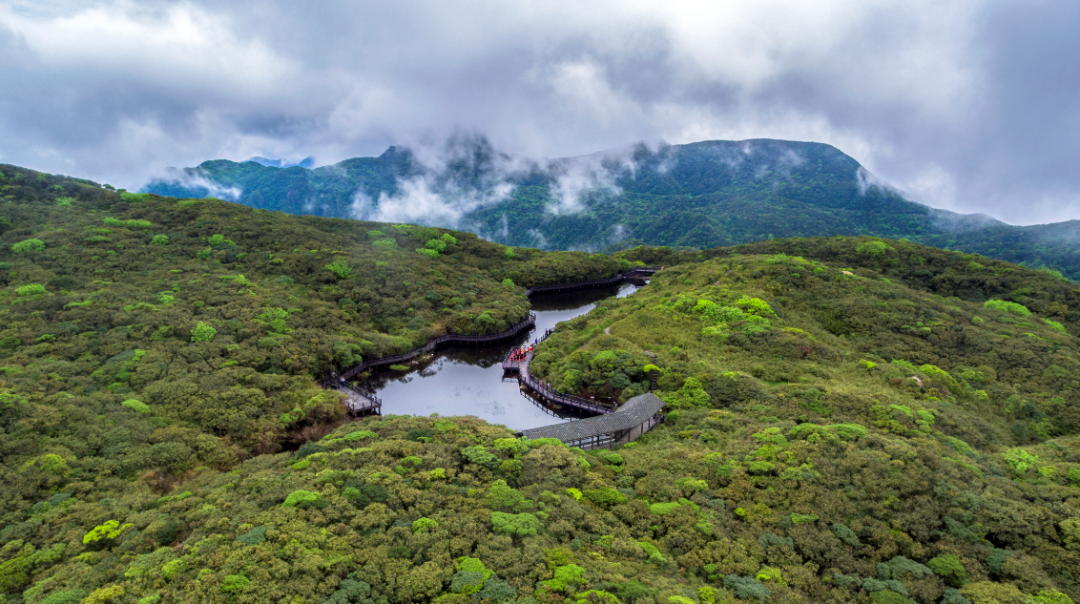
[318,266,663,417]
[503,329,615,415]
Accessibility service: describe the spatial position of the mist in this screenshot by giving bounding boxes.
[2,1,1079,225]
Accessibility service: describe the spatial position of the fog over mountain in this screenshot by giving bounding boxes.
[2,1,1080,224]
[145,136,1080,280]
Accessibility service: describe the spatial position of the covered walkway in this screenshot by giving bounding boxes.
[519,392,666,449]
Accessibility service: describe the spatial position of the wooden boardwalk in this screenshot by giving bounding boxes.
[319,266,662,417]
[503,329,615,415]
[524,267,659,297]
[320,313,537,388]
[336,384,382,415]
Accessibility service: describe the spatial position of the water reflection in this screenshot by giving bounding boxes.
[363,282,640,430]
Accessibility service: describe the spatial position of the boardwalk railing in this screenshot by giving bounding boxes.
[319,266,663,415]
[320,312,537,387]
[337,383,383,415]
[524,267,660,298]
[504,328,615,416]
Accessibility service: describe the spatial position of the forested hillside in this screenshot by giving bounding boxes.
[0,160,614,488]
[145,138,1080,280]
[0,162,1078,604]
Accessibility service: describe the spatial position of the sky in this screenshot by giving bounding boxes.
[0,0,1078,225]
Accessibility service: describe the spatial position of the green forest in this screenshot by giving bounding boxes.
[145,138,1080,281]
[2,163,1079,604]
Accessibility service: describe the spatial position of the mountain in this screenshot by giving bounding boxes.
[2,162,1079,603]
[244,156,316,169]
[144,137,1080,280]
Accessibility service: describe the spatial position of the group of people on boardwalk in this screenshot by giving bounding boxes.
[507,328,554,363]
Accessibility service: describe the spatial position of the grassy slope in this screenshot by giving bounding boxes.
[1,162,1078,604]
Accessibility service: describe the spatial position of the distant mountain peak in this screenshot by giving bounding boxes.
[243,156,316,169]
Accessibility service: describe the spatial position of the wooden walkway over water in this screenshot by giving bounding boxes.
[503,330,615,415]
[320,312,538,389]
[335,384,382,415]
[319,266,661,417]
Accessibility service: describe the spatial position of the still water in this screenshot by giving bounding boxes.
[363,283,639,430]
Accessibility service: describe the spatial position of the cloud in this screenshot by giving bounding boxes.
[1,0,1079,224]
[156,167,243,201]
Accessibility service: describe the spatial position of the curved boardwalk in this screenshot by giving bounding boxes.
[503,346,614,415]
[320,312,537,391]
[321,266,662,417]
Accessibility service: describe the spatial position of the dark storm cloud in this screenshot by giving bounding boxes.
[0,0,1078,224]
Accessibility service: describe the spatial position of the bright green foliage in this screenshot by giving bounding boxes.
[161,558,187,580]
[222,575,249,593]
[83,585,126,604]
[189,321,216,342]
[566,487,583,501]
[340,430,378,442]
[790,513,819,525]
[1043,318,1067,333]
[38,590,88,604]
[425,239,447,254]
[281,490,322,508]
[984,299,1031,316]
[151,234,169,245]
[486,480,530,511]
[1033,590,1076,604]
[411,517,438,533]
[658,377,711,408]
[450,556,493,594]
[577,590,621,604]
[12,238,45,254]
[462,445,500,467]
[83,520,133,545]
[735,296,776,317]
[493,437,528,457]
[857,240,893,257]
[121,399,150,413]
[324,259,353,279]
[649,502,682,516]
[15,283,46,296]
[583,488,627,508]
[604,453,624,465]
[927,554,968,587]
[1002,448,1039,473]
[415,248,438,258]
[501,278,515,289]
[490,511,540,536]
[756,566,783,583]
[542,564,585,592]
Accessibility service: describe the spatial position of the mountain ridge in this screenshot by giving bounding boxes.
[144,137,1080,280]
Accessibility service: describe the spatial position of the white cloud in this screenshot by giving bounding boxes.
[1,0,1078,224]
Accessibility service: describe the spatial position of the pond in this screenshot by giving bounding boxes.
[361,283,640,430]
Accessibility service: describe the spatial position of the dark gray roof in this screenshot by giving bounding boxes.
[521,393,665,442]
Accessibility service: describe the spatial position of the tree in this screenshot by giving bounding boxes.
[190,321,217,342]
[324,259,353,279]
[11,238,45,254]
[491,512,540,536]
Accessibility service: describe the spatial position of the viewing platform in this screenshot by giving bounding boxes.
[519,392,666,450]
